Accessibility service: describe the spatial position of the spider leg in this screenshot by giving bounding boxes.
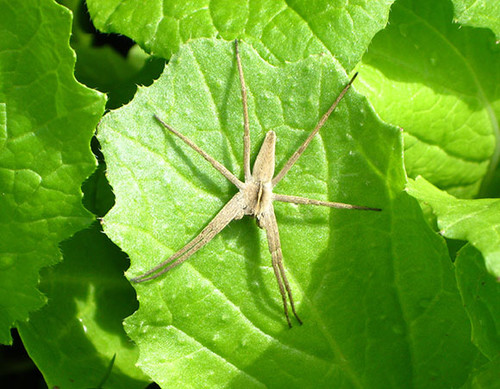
[272,73,358,187]
[234,40,252,182]
[260,205,302,327]
[154,115,244,190]
[274,193,381,211]
[131,193,246,283]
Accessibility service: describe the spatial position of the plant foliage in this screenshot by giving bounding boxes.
[1,0,499,388]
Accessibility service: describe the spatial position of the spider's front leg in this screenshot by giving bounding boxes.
[131,192,246,283]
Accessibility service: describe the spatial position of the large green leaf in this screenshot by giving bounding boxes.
[86,0,395,71]
[98,39,476,387]
[451,0,500,39]
[357,0,499,198]
[0,0,105,344]
[455,244,500,361]
[407,176,500,278]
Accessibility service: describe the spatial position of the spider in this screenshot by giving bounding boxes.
[131,40,380,327]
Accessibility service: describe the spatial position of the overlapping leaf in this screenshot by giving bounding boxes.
[407,176,500,278]
[451,0,500,39]
[455,245,500,361]
[357,0,499,198]
[16,154,149,388]
[86,0,395,71]
[17,222,150,389]
[98,39,476,387]
[57,0,165,110]
[0,0,105,344]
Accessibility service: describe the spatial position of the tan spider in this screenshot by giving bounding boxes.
[131,40,380,327]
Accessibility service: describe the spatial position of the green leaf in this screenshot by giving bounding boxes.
[455,244,500,360]
[451,0,500,39]
[357,0,499,198]
[72,40,165,110]
[99,38,476,387]
[407,176,500,278]
[86,0,395,71]
[57,0,165,110]
[0,0,105,344]
[82,162,116,218]
[17,222,150,388]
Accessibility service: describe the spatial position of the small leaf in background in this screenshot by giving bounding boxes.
[451,0,500,39]
[407,176,500,278]
[99,39,476,387]
[17,223,150,389]
[455,245,500,361]
[57,0,165,110]
[86,0,395,71]
[357,0,499,198]
[0,0,105,344]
